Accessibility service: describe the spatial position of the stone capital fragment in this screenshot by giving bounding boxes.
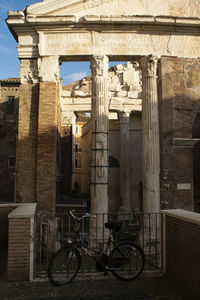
[140,55,159,78]
[38,55,60,83]
[90,55,109,77]
[118,111,130,124]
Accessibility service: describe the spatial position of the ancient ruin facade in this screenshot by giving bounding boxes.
[5,0,200,215]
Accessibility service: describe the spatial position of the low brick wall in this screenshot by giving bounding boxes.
[162,209,200,299]
[8,204,36,282]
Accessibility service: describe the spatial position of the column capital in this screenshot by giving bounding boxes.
[90,55,109,77]
[20,59,39,84]
[118,111,130,124]
[140,55,159,78]
[61,111,76,126]
[38,55,60,83]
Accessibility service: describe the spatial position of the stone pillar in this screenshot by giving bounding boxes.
[118,111,130,213]
[90,55,109,244]
[16,59,39,203]
[62,111,76,191]
[140,55,160,214]
[37,56,60,213]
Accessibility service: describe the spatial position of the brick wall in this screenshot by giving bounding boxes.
[163,210,200,298]
[16,83,39,203]
[0,80,19,202]
[0,206,16,245]
[8,218,30,281]
[37,82,59,212]
[159,57,200,211]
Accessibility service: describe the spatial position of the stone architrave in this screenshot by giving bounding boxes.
[118,111,130,214]
[140,55,160,214]
[90,55,109,244]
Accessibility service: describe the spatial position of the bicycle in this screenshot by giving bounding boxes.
[48,210,145,286]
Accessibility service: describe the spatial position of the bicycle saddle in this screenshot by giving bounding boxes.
[105,221,122,231]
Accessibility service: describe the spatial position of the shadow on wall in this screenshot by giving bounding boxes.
[192,112,200,212]
[0,99,19,203]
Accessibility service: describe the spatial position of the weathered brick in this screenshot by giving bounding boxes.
[8,218,30,281]
[165,216,200,298]
[16,83,39,203]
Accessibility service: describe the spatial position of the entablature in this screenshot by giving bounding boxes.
[6,13,200,59]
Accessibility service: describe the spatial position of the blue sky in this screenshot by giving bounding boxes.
[0,0,91,85]
[0,0,120,85]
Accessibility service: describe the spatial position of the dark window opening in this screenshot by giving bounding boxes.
[6,96,15,115]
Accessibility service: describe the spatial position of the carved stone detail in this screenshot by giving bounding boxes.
[118,111,130,124]
[20,59,39,84]
[140,55,158,78]
[38,56,60,83]
[90,55,109,77]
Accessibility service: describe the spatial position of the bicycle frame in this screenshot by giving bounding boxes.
[68,223,129,271]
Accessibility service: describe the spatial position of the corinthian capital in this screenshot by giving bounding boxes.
[140,55,159,78]
[90,55,109,77]
[118,111,130,124]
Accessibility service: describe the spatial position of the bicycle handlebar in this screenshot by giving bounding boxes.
[70,210,90,221]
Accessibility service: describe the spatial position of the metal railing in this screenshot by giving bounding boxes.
[34,212,161,278]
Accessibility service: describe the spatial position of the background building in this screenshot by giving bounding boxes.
[0,79,20,203]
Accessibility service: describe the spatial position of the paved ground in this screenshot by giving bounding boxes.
[0,276,187,300]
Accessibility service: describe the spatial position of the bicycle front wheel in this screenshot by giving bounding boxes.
[48,246,81,286]
[109,242,145,281]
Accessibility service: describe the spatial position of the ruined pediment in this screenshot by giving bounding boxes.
[26,0,200,18]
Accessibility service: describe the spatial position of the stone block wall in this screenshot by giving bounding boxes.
[159,57,200,211]
[162,210,200,299]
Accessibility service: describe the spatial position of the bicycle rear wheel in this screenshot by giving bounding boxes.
[48,246,81,286]
[109,242,145,281]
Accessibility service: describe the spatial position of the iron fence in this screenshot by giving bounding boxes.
[34,212,161,278]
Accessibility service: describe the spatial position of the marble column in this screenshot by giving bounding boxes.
[90,55,109,215]
[140,55,160,214]
[90,55,109,245]
[118,111,130,213]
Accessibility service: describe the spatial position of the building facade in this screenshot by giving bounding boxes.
[2,0,200,216]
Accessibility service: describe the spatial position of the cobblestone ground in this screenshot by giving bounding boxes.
[0,276,187,300]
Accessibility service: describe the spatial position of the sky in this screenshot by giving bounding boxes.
[0,0,120,85]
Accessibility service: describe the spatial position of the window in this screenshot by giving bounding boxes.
[75,143,79,152]
[8,156,16,168]
[75,158,81,169]
[75,158,79,168]
[6,96,15,115]
[76,125,80,135]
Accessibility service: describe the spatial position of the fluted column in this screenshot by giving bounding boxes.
[140,55,160,214]
[89,55,109,246]
[90,55,109,215]
[118,111,130,213]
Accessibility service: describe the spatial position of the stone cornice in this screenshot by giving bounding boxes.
[7,14,200,27]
